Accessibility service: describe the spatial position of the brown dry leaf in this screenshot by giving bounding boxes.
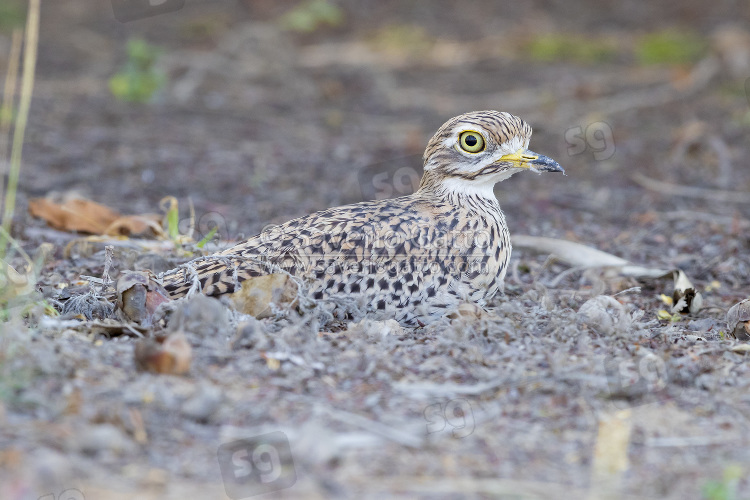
[229,273,298,318]
[104,214,164,238]
[29,196,164,237]
[29,197,120,234]
[134,332,192,375]
[117,271,171,325]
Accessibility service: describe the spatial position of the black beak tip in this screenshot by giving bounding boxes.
[531,155,564,174]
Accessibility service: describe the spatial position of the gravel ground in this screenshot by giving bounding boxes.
[2,1,750,499]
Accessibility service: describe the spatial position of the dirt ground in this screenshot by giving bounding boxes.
[2,1,750,499]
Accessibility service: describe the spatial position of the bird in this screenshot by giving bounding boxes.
[160,110,563,326]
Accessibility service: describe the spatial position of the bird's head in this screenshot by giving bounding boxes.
[420,110,563,197]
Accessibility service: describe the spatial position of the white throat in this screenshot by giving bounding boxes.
[437,169,520,200]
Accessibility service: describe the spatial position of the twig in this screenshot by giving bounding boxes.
[317,404,423,448]
[101,245,114,285]
[547,265,588,288]
[394,375,545,398]
[614,287,641,297]
[573,56,719,124]
[659,210,750,229]
[631,172,750,204]
[645,435,737,447]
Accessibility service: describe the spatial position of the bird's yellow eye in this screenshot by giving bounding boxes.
[458,131,485,153]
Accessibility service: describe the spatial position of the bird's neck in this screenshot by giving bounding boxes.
[416,170,500,207]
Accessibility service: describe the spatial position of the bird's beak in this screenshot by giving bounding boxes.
[496,148,564,173]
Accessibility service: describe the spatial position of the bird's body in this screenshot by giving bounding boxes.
[161,111,563,326]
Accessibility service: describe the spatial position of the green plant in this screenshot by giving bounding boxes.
[196,226,218,248]
[279,0,344,33]
[702,465,742,500]
[109,38,165,103]
[1,0,45,325]
[370,24,434,55]
[525,34,618,64]
[0,353,35,406]
[635,30,707,65]
[0,0,26,32]
[1,0,38,251]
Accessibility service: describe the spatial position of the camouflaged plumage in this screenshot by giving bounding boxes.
[160,110,562,326]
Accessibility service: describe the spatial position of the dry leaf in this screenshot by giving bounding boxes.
[447,302,498,331]
[134,331,192,375]
[671,270,703,314]
[590,409,632,494]
[512,235,672,278]
[512,235,702,313]
[29,197,119,234]
[229,273,298,318]
[657,309,676,321]
[104,214,164,237]
[0,259,35,299]
[117,271,171,325]
[29,196,162,237]
[726,299,750,341]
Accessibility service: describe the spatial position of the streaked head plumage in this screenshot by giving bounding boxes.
[419,110,562,196]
